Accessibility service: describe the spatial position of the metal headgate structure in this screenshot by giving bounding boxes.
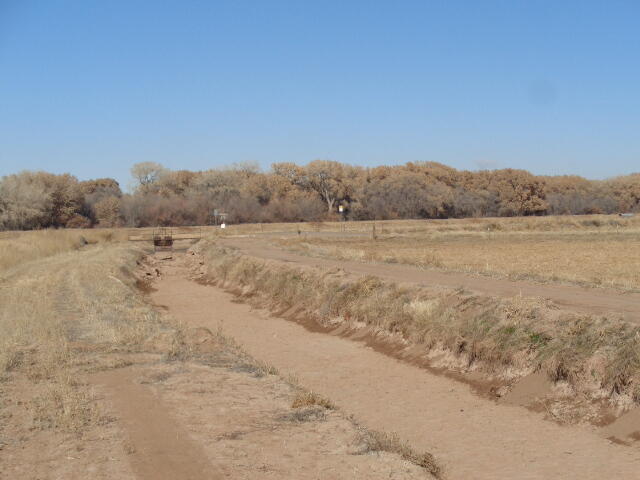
[127,226,204,252]
[152,227,174,252]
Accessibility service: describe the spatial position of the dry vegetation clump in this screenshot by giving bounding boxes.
[197,240,640,414]
[354,428,442,478]
[291,390,336,410]
[275,217,640,290]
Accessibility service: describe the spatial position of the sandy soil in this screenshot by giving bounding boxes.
[150,250,640,480]
[3,352,429,480]
[1,297,430,479]
[89,361,427,480]
[0,362,137,480]
[219,236,640,321]
[91,367,217,480]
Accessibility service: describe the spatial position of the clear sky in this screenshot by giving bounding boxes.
[1,1,639,190]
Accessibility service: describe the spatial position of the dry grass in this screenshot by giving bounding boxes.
[197,239,640,413]
[291,390,336,410]
[274,216,640,291]
[0,239,182,432]
[0,228,128,273]
[0,243,164,373]
[204,213,640,236]
[5,213,636,284]
[355,428,442,478]
[29,374,102,431]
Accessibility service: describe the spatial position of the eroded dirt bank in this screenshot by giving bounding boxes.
[150,251,640,480]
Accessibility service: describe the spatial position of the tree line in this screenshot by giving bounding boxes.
[1,160,639,230]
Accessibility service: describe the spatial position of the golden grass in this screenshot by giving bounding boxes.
[0,240,180,431]
[0,228,128,273]
[291,390,336,410]
[213,213,640,236]
[275,219,640,291]
[0,243,161,369]
[356,428,442,478]
[3,214,634,275]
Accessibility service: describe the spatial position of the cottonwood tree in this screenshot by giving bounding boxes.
[80,178,122,197]
[94,196,122,227]
[45,173,86,226]
[305,160,358,212]
[0,171,88,229]
[0,173,50,229]
[607,174,640,212]
[6,159,640,230]
[359,173,453,219]
[473,169,548,216]
[272,162,306,187]
[131,162,166,192]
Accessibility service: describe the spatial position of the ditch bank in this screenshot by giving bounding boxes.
[148,245,640,479]
[192,238,640,428]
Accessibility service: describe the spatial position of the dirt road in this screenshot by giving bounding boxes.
[151,253,640,480]
[92,368,218,480]
[220,236,640,320]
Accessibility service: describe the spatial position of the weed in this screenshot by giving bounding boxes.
[30,375,102,432]
[356,429,442,478]
[291,391,335,410]
[277,406,326,423]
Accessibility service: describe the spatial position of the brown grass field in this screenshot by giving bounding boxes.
[269,215,640,291]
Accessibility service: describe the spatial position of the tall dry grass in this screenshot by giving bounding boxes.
[276,222,640,290]
[0,228,128,273]
[197,239,640,415]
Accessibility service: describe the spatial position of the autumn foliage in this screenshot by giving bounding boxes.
[1,160,639,230]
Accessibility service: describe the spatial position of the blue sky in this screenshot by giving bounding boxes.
[1,1,639,190]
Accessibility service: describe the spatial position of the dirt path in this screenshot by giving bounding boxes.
[91,368,218,480]
[151,253,640,480]
[221,236,640,320]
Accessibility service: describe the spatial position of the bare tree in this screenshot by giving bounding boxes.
[130,162,166,192]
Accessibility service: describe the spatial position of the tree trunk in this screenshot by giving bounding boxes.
[326,197,335,212]
[323,189,335,212]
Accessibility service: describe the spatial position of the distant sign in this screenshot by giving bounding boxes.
[221,223,226,229]
[338,205,344,213]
